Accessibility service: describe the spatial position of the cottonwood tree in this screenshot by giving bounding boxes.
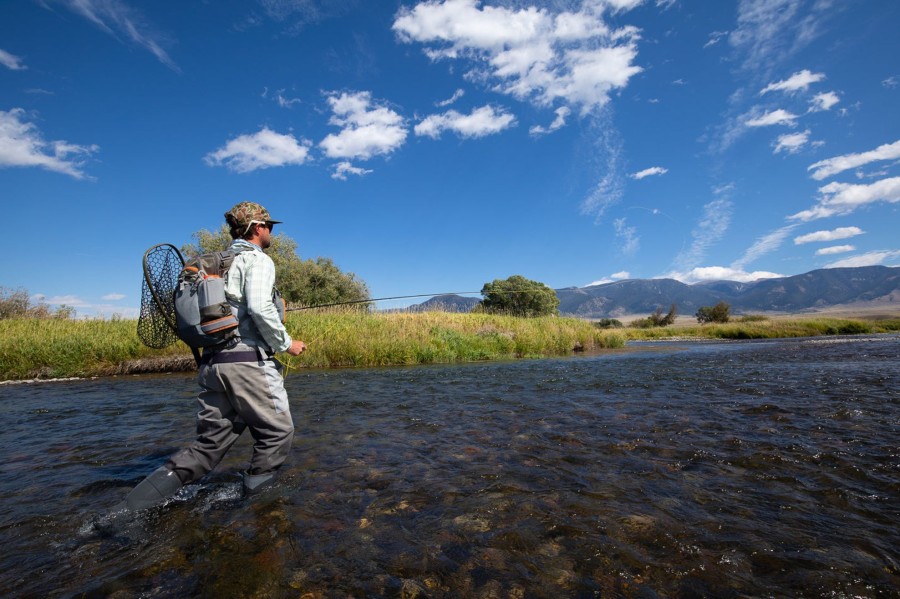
[182,225,369,308]
[479,275,560,317]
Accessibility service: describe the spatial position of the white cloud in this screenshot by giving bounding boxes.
[331,161,373,181]
[415,105,516,139]
[630,166,668,179]
[790,177,900,221]
[746,108,798,127]
[205,127,312,173]
[825,250,900,268]
[586,270,630,286]
[704,31,728,49]
[50,0,179,71]
[809,91,839,112]
[393,0,643,114]
[320,91,407,160]
[668,266,783,284]
[529,106,571,136]
[101,293,126,301]
[436,88,465,107]
[882,76,898,88]
[614,217,639,255]
[275,90,302,108]
[581,111,625,220]
[729,0,834,74]
[815,245,854,256]
[0,48,26,70]
[793,226,864,244]
[760,69,825,94]
[773,129,811,154]
[807,139,900,180]
[732,224,797,270]
[0,108,99,179]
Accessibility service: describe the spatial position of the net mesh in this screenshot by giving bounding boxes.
[137,244,184,349]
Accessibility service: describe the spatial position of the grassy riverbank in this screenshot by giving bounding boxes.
[2,311,898,382]
[0,311,623,381]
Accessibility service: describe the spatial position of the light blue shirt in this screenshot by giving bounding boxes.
[224,239,292,353]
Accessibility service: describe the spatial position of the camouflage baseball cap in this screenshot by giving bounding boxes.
[224,201,282,227]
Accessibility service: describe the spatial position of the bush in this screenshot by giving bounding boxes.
[696,301,730,324]
[631,304,677,328]
[594,318,623,329]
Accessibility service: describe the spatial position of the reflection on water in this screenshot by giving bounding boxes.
[1,335,898,597]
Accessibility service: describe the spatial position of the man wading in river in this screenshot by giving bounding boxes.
[121,202,307,510]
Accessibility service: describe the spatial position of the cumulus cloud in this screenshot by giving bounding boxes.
[807,139,900,180]
[825,250,900,268]
[415,105,516,139]
[204,127,312,173]
[630,166,668,179]
[760,69,825,94]
[809,91,839,112]
[331,161,373,181]
[320,91,407,160]
[815,245,854,256]
[790,177,900,221]
[794,226,863,244]
[0,108,99,179]
[668,266,783,284]
[746,108,799,127]
[529,106,571,136]
[393,0,643,114]
[47,0,179,70]
[773,129,811,154]
[586,270,630,287]
[0,48,26,70]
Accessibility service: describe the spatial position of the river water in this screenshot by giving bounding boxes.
[1,335,898,598]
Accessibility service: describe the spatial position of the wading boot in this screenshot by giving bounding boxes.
[242,470,277,496]
[120,466,183,511]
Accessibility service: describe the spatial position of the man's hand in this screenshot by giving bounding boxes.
[287,340,307,356]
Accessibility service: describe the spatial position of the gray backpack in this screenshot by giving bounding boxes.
[175,250,238,349]
[174,249,284,349]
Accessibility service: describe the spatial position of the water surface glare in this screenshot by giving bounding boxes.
[1,336,898,597]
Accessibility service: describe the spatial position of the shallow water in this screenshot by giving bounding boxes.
[1,335,898,598]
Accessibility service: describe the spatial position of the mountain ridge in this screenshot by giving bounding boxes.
[409,266,900,317]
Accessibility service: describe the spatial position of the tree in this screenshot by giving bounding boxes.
[0,286,74,319]
[479,275,560,317]
[182,226,369,308]
[696,301,730,324]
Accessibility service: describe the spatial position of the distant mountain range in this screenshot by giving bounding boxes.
[409,266,900,317]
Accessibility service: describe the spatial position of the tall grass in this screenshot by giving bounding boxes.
[622,316,900,340]
[0,310,623,381]
[3,311,896,381]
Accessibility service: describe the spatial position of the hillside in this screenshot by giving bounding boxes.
[411,266,900,317]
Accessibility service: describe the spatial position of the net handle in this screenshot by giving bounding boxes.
[142,243,184,333]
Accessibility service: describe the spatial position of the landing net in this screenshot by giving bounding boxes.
[137,243,184,349]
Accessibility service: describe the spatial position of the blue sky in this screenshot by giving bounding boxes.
[1,0,898,317]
